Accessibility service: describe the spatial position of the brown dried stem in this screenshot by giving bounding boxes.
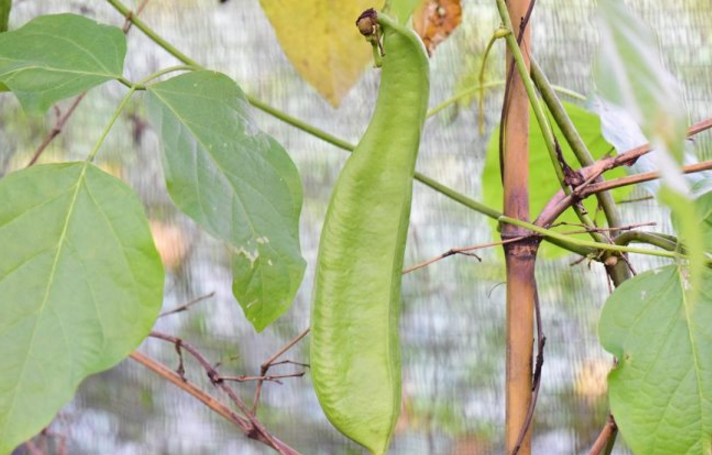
[144,331,303,455]
[252,328,310,413]
[403,236,528,275]
[535,117,712,227]
[579,159,712,198]
[158,291,215,318]
[586,415,618,455]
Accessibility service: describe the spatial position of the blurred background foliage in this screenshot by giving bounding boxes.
[1,0,711,454]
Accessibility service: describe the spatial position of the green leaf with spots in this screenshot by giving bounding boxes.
[484,101,629,257]
[145,70,305,332]
[0,163,164,455]
[0,13,126,114]
[599,265,712,455]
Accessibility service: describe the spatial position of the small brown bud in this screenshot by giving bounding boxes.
[356,8,378,36]
[604,255,618,267]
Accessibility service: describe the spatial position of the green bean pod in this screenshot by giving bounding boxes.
[310,12,429,455]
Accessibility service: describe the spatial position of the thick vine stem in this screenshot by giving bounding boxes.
[494,0,564,187]
[536,117,712,228]
[614,231,678,251]
[498,0,536,453]
[529,58,630,285]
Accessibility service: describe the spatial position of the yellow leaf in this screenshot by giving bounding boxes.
[259,0,384,107]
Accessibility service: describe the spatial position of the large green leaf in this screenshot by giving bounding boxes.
[483,101,629,257]
[595,0,704,289]
[0,14,126,114]
[0,163,164,455]
[599,265,712,455]
[145,71,305,332]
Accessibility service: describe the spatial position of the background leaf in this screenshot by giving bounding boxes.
[0,0,10,32]
[258,0,384,106]
[599,265,712,455]
[595,0,686,161]
[0,13,125,114]
[386,0,424,25]
[146,71,305,332]
[0,163,164,455]
[483,101,629,257]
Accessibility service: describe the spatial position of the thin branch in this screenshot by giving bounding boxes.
[121,0,150,32]
[129,351,251,430]
[221,372,305,383]
[586,415,617,455]
[159,291,215,318]
[535,116,712,227]
[580,159,712,198]
[24,441,44,455]
[554,221,657,235]
[260,329,310,373]
[616,195,654,204]
[146,332,302,455]
[402,236,528,275]
[252,328,310,412]
[26,94,86,167]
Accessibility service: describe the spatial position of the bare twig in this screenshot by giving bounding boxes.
[26,94,86,167]
[145,332,302,455]
[130,351,251,430]
[24,441,44,455]
[403,236,528,275]
[159,291,215,318]
[535,117,712,227]
[555,221,657,236]
[221,371,305,383]
[616,195,654,205]
[121,0,150,33]
[579,159,712,198]
[552,221,655,232]
[586,415,618,455]
[252,328,310,413]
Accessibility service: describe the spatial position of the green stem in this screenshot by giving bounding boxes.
[494,0,565,187]
[428,81,504,119]
[105,0,200,67]
[530,59,622,227]
[499,215,683,260]
[139,64,198,85]
[413,172,501,219]
[530,57,630,284]
[426,82,584,120]
[478,32,504,133]
[117,76,134,88]
[86,86,136,162]
[245,95,356,151]
[614,231,679,251]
